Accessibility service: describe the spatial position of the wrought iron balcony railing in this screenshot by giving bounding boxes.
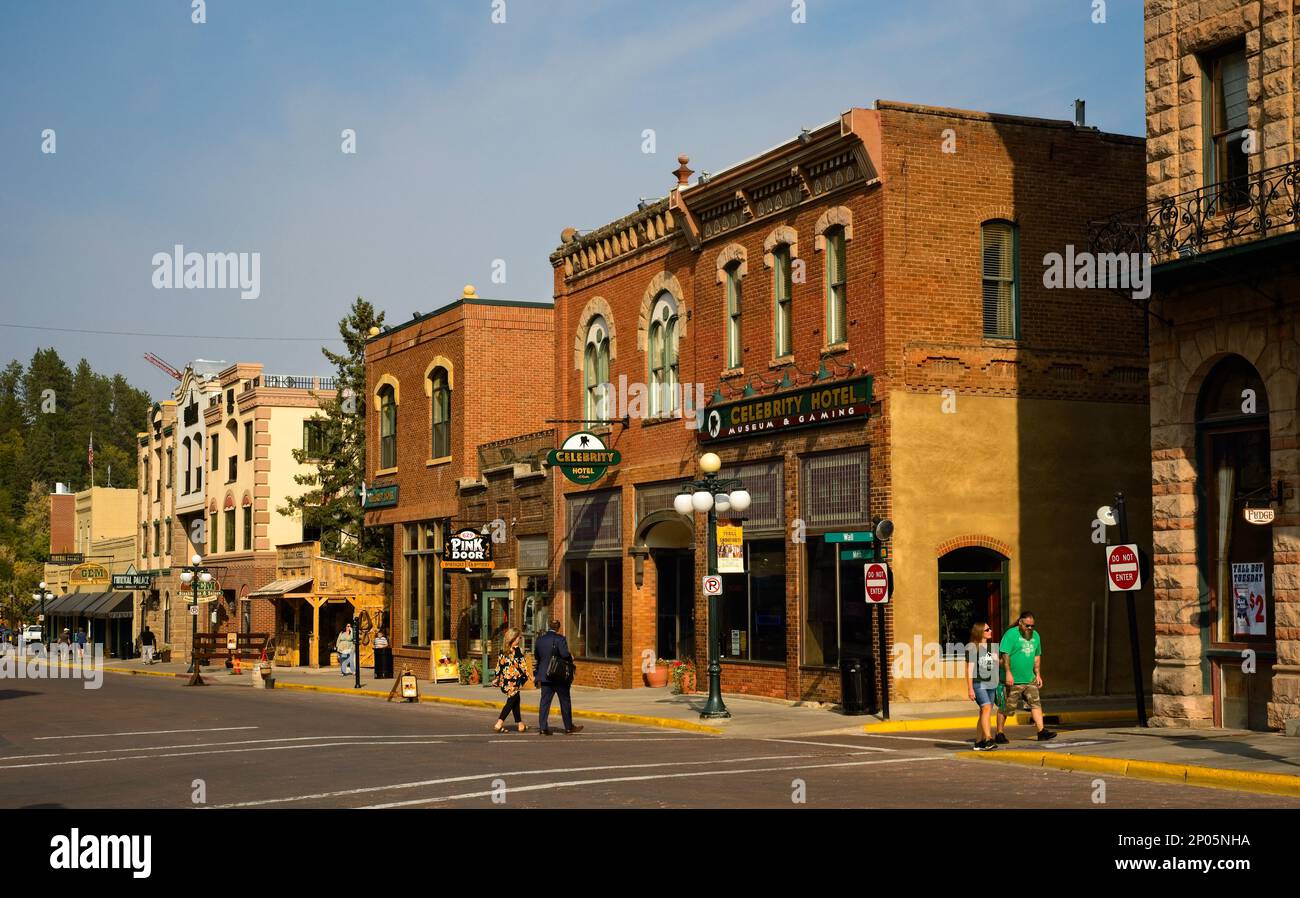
[1089,160,1300,266]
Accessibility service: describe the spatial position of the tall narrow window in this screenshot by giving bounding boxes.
[1205,46,1249,204]
[825,226,847,345]
[725,262,743,368]
[243,505,252,551]
[378,385,397,469]
[243,421,253,462]
[583,317,611,422]
[194,435,203,491]
[430,368,451,459]
[224,509,236,553]
[211,434,219,471]
[647,293,679,416]
[166,448,173,488]
[773,245,793,358]
[981,220,1018,339]
[209,512,217,553]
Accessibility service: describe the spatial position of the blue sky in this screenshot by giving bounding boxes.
[0,0,1144,398]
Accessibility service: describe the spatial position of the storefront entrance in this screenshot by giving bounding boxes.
[653,549,694,661]
[470,586,511,683]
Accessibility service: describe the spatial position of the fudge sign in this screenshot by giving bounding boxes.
[442,527,495,571]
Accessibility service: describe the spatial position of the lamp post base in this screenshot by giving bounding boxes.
[699,706,732,720]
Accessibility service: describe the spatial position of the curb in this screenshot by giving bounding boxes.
[957,749,1300,798]
[97,665,723,735]
[863,709,1139,734]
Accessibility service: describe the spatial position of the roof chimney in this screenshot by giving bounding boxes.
[1074,99,1086,128]
[673,155,693,189]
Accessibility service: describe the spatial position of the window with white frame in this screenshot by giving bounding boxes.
[647,292,679,416]
[772,244,793,358]
[583,316,611,422]
[725,262,743,368]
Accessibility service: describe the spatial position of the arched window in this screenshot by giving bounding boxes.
[1198,355,1272,649]
[981,220,1019,339]
[772,244,793,358]
[648,293,679,416]
[194,434,203,492]
[938,546,1009,654]
[378,384,397,469]
[725,262,743,368]
[583,316,611,421]
[824,225,847,345]
[430,367,451,459]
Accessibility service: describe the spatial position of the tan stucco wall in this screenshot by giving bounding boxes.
[267,405,318,549]
[888,390,1154,702]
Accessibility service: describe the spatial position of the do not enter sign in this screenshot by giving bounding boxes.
[1107,544,1142,592]
[865,562,891,603]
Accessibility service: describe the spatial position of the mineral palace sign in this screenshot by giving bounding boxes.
[700,376,874,444]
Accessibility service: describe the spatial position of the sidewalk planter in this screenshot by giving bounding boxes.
[668,660,695,695]
[459,659,482,685]
[645,662,670,688]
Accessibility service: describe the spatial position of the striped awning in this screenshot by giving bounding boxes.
[248,577,313,597]
[85,592,134,619]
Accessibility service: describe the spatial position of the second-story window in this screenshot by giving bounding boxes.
[1206,45,1249,204]
[244,421,253,462]
[825,226,847,345]
[226,421,238,481]
[725,262,743,369]
[194,434,203,492]
[379,385,397,469]
[981,220,1019,339]
[648,293,679,417]
[772,244,793,358]
[211,434,219,472]
[166,448,173,488]
[183,438,192,494]
[430,368,451,459]
[583,317,611,422]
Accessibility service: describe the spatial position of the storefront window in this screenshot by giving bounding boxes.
[522,575,549,653]
[721,539,786,662]
[938,547,1008,656]
[566,558,622,661]
[805,537,840,667]
[402,522,445,645]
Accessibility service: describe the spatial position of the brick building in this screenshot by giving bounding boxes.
[363,286,553,679]
[550,101,1152,704]
[1091,0,1300,730]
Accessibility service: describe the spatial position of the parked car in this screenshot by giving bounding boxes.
[20,624,44,648]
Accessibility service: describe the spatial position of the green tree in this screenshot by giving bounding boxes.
[278,298,390,568]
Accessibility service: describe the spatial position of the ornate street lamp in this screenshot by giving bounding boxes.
[32,581,54,650]
[179,553,213,686]
[674,451,752,719]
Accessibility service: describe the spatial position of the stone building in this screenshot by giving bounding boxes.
[1093,0,1300,729]
[551,101,1152,704]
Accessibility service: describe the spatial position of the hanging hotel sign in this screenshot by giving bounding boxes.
[49,553,84,566]
[69,563,110,586]
[441,527,495,571]
[362,483,399,509]
[701,376,874,444]
[1243,505,1276,525]
[547,431,621,485]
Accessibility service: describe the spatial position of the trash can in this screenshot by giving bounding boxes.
[840,656,867,715]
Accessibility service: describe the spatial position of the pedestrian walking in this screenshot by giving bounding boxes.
[74,627,87,659]
[967,621,999,751]
[533,619,582,735]
[140,625,156,665]
[335,623,355,677]
[994,611,1056,743]
[492,628,529,733]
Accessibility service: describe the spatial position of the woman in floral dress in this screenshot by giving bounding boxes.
[492,627,529,733]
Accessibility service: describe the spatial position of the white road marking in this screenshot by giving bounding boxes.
[362,755,951,807]
[0,734,471,762]
[211,753,818,808]
[852,733,973,746]
[758,738,894,752]
[0,740,447,770]
[33,726,259,740]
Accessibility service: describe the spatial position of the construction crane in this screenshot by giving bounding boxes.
[143,353,183,381]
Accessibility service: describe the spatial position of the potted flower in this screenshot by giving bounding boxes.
[669,659,696,694]
[645,658,670,688]
[460,658,482,685]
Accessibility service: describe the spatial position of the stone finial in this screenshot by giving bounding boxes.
[674,154,693,188]
[462,284,477,299]
[560,226,578,244]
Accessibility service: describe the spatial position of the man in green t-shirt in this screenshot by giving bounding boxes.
[994,611,1056,743]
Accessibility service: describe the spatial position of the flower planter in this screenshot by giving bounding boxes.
[645,666,670,688]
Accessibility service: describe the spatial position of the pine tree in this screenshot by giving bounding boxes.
[278,298,391,568]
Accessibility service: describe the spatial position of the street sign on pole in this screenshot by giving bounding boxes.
[840,548,875,562]
[864,562,891,604]
[826,532,874,544]
[702,575,722,596]
[1107,544,1142,591]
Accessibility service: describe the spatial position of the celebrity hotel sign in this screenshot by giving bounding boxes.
[702,376,873,443]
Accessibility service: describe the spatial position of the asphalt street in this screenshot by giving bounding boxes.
[3,675,1297,809]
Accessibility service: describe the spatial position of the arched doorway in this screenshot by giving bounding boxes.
[637,511,695,661]
[938,547,1010,649]
[1197,354,1273,729]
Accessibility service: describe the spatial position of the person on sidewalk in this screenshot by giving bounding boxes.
[335,624,355,677]
[995,611,1056,743]
[140,625,156,665]
[967,621,999,751]
[492,628,529,734]
[533,619,582,736]
[74,627,87,659]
